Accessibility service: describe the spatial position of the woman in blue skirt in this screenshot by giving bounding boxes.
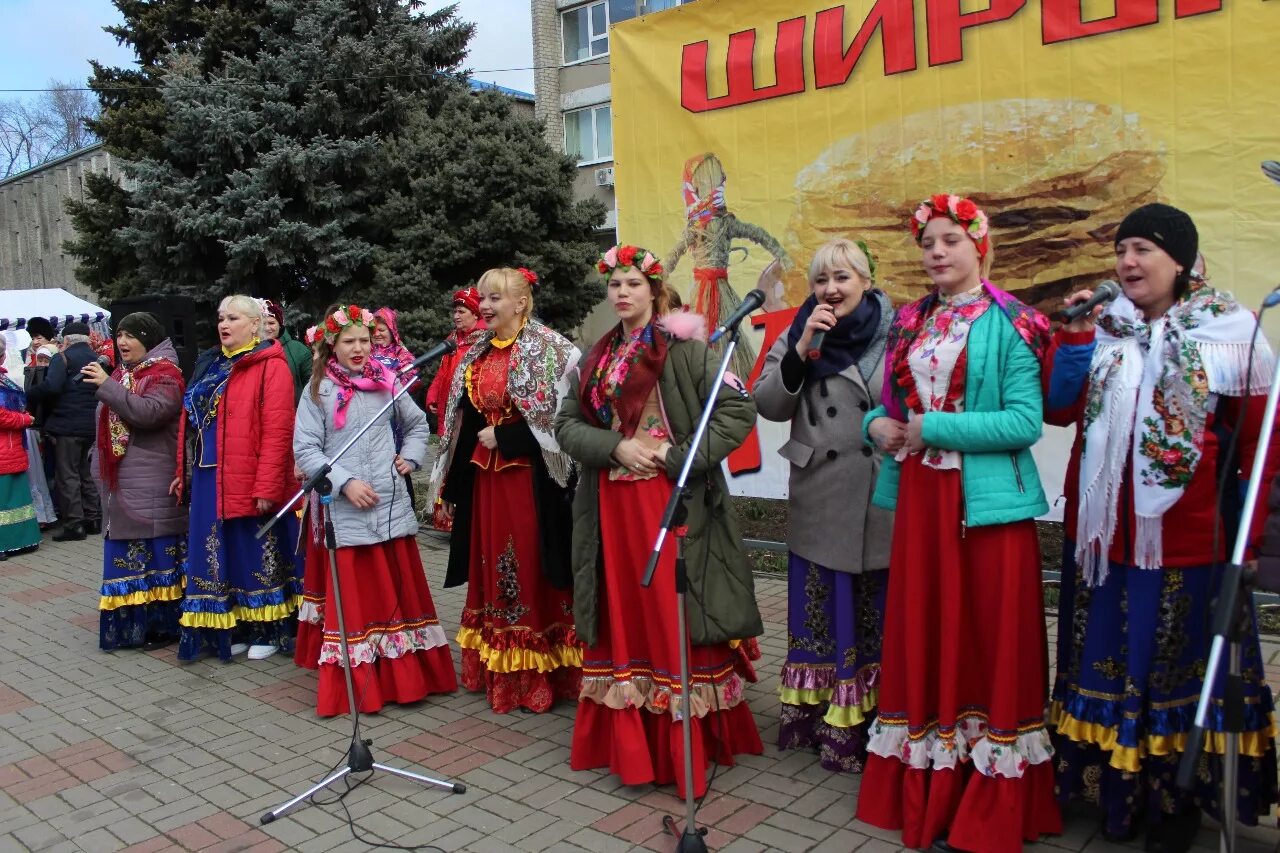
[178,295,300,663]
[82,313,188,650]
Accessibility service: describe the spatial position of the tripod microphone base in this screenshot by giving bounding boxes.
[663,815,708,852]
[259,739,464,825]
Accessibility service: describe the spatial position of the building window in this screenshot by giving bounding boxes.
[562,1,610,64]
[564,105,613,164]
[561,1,694,64]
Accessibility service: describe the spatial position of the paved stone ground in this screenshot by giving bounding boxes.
[1,531,1278,852]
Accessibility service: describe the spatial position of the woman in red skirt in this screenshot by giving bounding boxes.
[428,268,582,714]
[857,196,1060,852]
[293,303,456,716]
[555,244,764,798]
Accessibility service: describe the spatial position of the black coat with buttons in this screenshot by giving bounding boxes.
[755,304,895,574]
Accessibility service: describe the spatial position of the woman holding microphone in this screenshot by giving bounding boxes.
[1045,203,1279,851]
[755,238,894,773]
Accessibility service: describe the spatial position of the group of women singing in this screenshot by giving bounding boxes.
[757,197,1278,853]
[86,193,1277,852]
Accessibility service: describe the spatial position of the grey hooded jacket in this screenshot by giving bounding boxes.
[293,376,427,547]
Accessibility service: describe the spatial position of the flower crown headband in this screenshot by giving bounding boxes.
[320,303,377,345]
[597,245,665,282]
[909,193,990,258]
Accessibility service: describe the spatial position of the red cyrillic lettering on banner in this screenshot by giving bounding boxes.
[926,0,1026,66]
[1042,0,1157,44]
[814,1,917,88]
[727,307,800,476]
[1174,0,1221,18]
[681,18,808,113]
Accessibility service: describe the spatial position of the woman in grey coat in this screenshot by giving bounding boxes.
[754,239,894,773]
[292,304,457,717]
[82,314,188,651]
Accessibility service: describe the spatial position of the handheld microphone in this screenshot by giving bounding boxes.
[806,330,826,361]
[1057,280,1121,323]
[708,289,766,344]
[96,356,113,370]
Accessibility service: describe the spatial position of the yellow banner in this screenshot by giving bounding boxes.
[610,0,1279,500]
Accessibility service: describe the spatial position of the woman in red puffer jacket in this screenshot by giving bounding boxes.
[0,336,40,558]
[177,295,301,664]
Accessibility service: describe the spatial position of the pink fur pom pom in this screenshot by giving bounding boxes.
[658,310,707,342]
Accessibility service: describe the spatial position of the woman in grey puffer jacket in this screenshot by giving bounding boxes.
[292,304,457,717]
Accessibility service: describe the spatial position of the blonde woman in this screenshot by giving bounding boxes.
[177,295,300,663]
[428,268,582,713]
[755,238,894,773]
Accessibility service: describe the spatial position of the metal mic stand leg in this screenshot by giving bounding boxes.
[1176,323,1280,853]
[261,477,464,826]
[643,326,744,851]
[660,498,708,852]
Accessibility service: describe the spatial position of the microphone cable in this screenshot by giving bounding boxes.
[303,388,447,853]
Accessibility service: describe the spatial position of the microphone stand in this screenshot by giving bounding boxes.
[1175,316,1280,853]
[256,341,466,826]
[641,324,744,853]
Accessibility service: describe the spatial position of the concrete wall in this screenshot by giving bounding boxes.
[531,0,565,152]
[0,145,116,299]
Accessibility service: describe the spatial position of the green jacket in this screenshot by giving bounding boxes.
[862,305,1048,528]
[554,337,763,648]
[279,328,312,398]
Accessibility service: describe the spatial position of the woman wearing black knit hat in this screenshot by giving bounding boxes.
[80,312,189,650]
[1042,203,1280,850]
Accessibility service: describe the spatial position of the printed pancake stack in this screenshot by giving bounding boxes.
[781,99,1165,310]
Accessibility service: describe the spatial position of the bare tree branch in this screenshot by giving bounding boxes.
[0,80,100,178]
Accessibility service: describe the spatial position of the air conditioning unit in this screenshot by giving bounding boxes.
[595,167,615,187]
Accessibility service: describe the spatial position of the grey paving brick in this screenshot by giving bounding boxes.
[566,825,638,852]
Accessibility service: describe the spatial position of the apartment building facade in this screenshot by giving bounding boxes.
[530,0,698,239]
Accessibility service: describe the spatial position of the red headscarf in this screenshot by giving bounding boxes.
[452,288,480,317]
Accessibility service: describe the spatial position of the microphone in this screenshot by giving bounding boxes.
[806,330,826,361]
[1057,280,1121,323]
[96,356,113,370]
[708,289,766,344]
[404,338,457,371]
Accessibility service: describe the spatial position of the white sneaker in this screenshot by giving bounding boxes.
[247,644,278,660]
[229,643,249,656]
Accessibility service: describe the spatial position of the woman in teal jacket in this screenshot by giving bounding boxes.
[853,195,1060,853]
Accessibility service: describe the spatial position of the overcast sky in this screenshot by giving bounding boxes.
[0,0,536,96]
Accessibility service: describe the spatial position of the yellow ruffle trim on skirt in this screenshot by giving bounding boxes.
[99,582,184,612]
[779,686,880,728]
[456,626,583,673]
[1051,701,1277,773]
[178,597,301,629]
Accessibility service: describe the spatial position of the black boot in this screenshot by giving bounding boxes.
[84,519,102,535]
[1144,807,1201,853]
[52,522,86,542]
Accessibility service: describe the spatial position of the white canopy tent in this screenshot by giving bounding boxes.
[0,288,111,377]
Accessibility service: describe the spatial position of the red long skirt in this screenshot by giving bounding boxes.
[855,457,1061,852]
[460,462,581,713]
[570,474,763,798]
[298,533,456,717]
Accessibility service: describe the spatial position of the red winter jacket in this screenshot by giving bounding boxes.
[0,407,33,475]
[195,341,297,520]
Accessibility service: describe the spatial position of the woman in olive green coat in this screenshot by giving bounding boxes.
[554,244,764,798]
